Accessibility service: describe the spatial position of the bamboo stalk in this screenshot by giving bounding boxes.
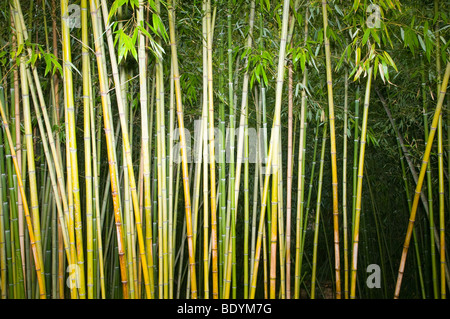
[311,117,328,299]
[394,62,450,299]
[321,1,341,298]
[0,88,46,299]
[294,6,309,298]
[249,0,290,299]
[350,66,373,299]
[89,0,129,299]
[61,0,87,298]
[286,59,293,300]
[167,0,198,299]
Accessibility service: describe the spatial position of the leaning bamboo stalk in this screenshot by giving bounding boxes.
[377,88,450,288]
[11,1,76,286]
[420,55,438,298]
[10,6,42,299]
[397,138,426,298]
[0,91,46,299]
[25,67,77,297]
[394,62,450,299]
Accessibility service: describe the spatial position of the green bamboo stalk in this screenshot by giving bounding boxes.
[350,66,373,299]
[294,6,309,297]
[311,118,328,299]
[218,15,226,301]
[0,85,8,299]
[342,69,349,299]
[299,120,320,289]
[352,86,360,238]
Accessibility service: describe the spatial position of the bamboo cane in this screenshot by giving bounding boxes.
[311,117,328,299]
[321,1,341,298]
[0,89,46,298]
[167,0,198,299]
[249,0,290,299]
[394,62,450,299]
[350,66,373,299]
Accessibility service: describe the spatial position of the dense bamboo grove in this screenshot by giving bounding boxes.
[0,0,449,299]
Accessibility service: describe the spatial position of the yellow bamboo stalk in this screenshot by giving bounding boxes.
[61,0,86,298]
[321,0,341,298]
[10,2,78,299]
[205,0,219,299]
[394,62,450,299]
[98,0,152,298]
[270,144,278,299]
[89,0,129,298]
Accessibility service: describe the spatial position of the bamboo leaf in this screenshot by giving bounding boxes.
[383,51,398,72]
[362,28,370,46]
